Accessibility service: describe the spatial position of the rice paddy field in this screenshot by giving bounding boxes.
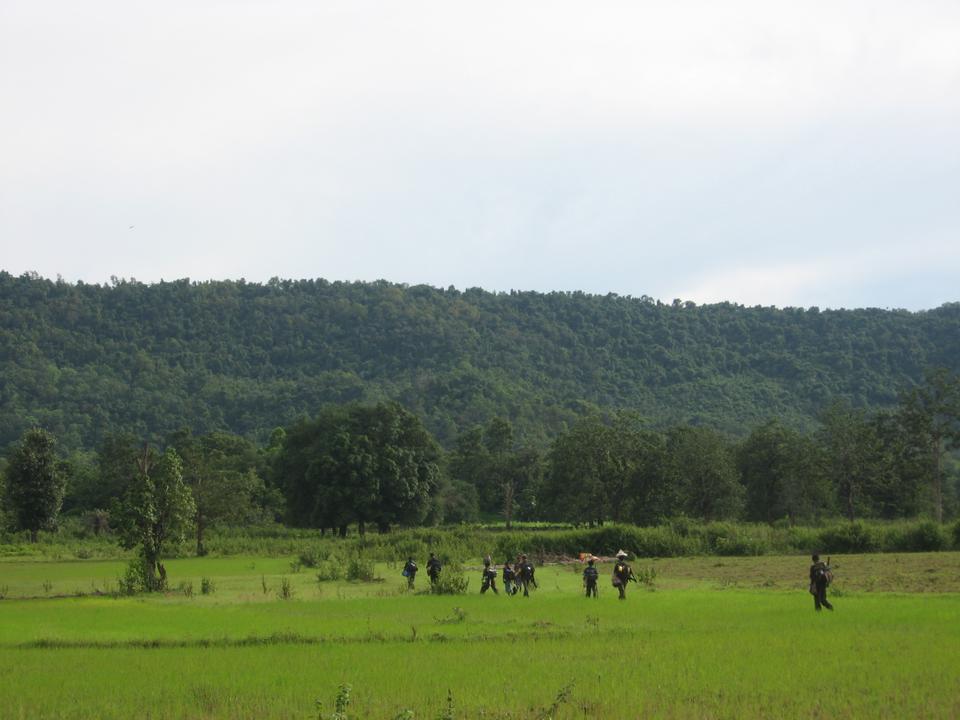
[1,552,959,718]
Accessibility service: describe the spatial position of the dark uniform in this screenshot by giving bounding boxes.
[502,562,517,596]
[402,557,418,589]
[583,559,599,598]
[481,560,499,594]
[426,553,442,585]
[518,554,537,597]
[809,555,834,611]
[612,553,634,600]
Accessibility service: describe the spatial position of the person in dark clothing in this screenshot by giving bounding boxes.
[583,557,599,598]
[518,554,537,597]
[480,558,499,594]
[612,550,635,600]
[502,561,517,596]
[809,554,834,611]
[426,553,442,585]
[402,556,418,589]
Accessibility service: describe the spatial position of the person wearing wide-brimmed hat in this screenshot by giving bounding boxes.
[611,550,635,600]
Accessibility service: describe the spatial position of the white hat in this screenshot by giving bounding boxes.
[616,550,628,558]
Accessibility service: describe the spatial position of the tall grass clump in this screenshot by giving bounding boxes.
[429,562,469,595]
[346,556,378,582]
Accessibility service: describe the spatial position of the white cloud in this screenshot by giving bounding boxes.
[678,235,960,308]
[1,1,958,308]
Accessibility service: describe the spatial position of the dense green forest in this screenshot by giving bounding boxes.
[2,271,958,452]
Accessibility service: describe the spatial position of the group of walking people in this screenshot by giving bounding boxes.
[404,550,836,610]
[402,549,640,600]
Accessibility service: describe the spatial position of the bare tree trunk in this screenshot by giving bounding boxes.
[503,480,515,530]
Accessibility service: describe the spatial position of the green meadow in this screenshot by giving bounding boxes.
[1,554,959,719]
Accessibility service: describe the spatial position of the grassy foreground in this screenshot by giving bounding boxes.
[1,555,959,718]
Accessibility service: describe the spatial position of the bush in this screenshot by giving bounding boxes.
[200,577,216,595]
[316,560,344,582]
[900,521,948,552]
[818,521,879,553]
[118,559,149,595]
[346,556,377,582]
[429,562,469,595]
[298,547,321,568]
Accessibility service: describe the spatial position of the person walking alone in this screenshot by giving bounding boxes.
[583,557,599,598]
[809,554,834,611]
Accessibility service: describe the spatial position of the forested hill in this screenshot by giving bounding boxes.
[2,271,958,451]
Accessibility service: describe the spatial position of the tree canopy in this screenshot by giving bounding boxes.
[2,272,958,451]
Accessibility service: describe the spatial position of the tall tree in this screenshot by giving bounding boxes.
[543,414,650,525]
[115,446,195,591]
[868,410,924,518]
[898,368,960,522]
[274,402,442,535]
[167,429,268,556]
[738,421,830,524]
[94,432,141,510]
[664,426,743,521]
[3,428,66,542]
[817,401,883,521]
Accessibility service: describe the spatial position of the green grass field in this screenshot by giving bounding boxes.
[2,554,959,718]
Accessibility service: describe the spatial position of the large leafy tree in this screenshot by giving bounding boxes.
[115,446,195,591]
[738,420,830,524]
[3,428,67,541]
[898,368,960,522]
[664,426,743,521]
[543,414,655,525]
[274,402,442,535]
[167,429,269,556]
[868,410,924,518]
[448,417,541,526]
[817,401,883,521]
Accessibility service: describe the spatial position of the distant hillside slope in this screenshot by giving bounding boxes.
[1,272,958,451]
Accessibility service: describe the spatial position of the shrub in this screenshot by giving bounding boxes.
[953,519,960,550]
[316,561,344,582]
[178,580,194,597]
[346,557,377,582]
[200,577,216,595]
[818,521,878,553]
[118,559,150,595]
[900,521,948,552]
[298,547,321,568]
[429,562,469,595]
[277,577,294,600]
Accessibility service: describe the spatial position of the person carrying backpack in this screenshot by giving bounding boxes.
[612,550,636,600]
[402,556,418,589]
[518,554,537,597]
[426,553,442,585]
[502,561,517,596]
[583,557,599,598]
[809,554,834,611]
[480,557,499,594]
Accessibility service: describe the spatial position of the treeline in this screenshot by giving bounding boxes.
[2,271,960,452]
[2,370,958,551]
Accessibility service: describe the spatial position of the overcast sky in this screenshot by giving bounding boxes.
[2,1,958,309]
